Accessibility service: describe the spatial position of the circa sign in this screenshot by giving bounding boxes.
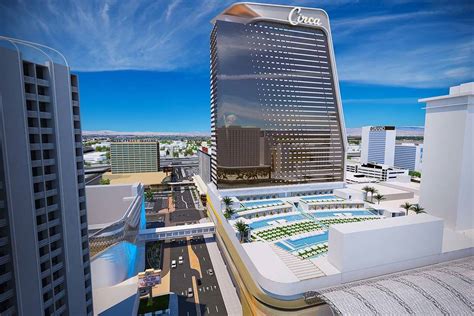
[288,7,322,27]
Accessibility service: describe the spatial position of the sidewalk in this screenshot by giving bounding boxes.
[205,235,242,316]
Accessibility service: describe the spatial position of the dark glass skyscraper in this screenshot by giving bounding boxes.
[210,3,346,189]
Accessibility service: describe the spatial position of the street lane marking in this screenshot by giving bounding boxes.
[215,306,219,313]
[184,273,186,278]
[207,307,210,314]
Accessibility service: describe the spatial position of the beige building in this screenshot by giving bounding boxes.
[110,142,160,174]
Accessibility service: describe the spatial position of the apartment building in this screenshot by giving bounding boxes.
[394,143,423,171]
[110,142,160,174]
[360,126,396,165]
[0,41,92,315]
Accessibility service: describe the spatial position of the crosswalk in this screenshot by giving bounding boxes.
[270,244,325,280]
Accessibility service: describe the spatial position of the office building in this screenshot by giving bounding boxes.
[419,82,473,231]
[394,143,423,171]
[346,161,409,182]
[110,142,160,174]
[0,41,92,315]
[360,126,396,165]
[210,2,346,189]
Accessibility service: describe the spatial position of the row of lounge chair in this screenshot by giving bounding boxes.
[319,216,379,226]
[296,242,328,259]
[254,221,323,241]
[242,202,284,210]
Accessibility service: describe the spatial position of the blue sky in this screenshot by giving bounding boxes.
[1,0,472,132]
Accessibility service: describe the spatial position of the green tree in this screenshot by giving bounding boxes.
[224,207,235,219]
[409,171,421,178]
[374,193,385,204]
[367,187,378,203]
[362,186,371,201]
[400,202,412,216]
[100,178,110,185]
[222,197,233,209]
[234,220,250,242]
[145,191,154,202]
[409,204,426,214]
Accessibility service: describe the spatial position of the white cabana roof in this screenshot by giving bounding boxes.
[317,256,473,315]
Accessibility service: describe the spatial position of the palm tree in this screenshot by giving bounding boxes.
[374,193,385,204]
[409,204,426,214]
[362,186,371,201]
[222,197,233,209]
[368,187,378,203]
[224,207,235,219]
[234,220,250,242]
[400,202,412,216]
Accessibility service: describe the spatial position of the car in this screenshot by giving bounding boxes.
[196,278,202,286]
[207,269,214,276]
[178,256,183,264]
[171,260,177,268]
[187,287,193,298]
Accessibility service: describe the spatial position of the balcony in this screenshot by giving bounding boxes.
[38,94,50,102]
[37,78,49,87]
[0,236,8,247]
[23,75,35,84]
[0,254,11,265]
[25,93,37,101]
[71,86,78,93]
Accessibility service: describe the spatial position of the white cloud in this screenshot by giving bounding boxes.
[0,0,472,88]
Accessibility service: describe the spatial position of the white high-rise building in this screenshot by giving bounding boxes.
[394,143,423,171]
[418,82,473,231]
[0,40,93,315]
[360,126,396,165]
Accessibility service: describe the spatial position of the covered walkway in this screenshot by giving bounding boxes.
[138,222,215,242]
[317,256,473,315]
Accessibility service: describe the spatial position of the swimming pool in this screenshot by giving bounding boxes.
[301,195,338,201]
[249,214,305,229]
[309,210,377,219]
[275,231,329,251]
[241,199,284,209]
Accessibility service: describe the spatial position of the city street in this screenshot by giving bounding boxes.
[168,238,227,316]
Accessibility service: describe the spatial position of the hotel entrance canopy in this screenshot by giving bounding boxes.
[316,256,473,315]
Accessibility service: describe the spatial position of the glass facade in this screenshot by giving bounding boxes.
[211,20,345,189]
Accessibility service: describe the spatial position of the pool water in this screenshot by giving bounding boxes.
[241,199,284,209]
[309,210,377,219]
[249,214,305,230]
[301,195,337,201]
[284,231,329,250]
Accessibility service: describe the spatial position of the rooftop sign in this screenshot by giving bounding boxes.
[288,7,322,27]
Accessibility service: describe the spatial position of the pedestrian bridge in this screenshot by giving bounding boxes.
[138,222,215,241]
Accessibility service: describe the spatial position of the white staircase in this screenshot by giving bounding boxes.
[270,244,325,280]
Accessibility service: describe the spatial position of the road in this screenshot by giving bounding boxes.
[168,238,227,316]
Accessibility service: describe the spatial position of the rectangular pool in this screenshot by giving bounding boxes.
[301,195,338,201]
[285,232,329,250]
[309,210,377,219]
[241,199,284,209]
[249,214,305,230]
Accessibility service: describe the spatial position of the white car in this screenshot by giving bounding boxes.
[171,260,177,268]
[178,256,183,264]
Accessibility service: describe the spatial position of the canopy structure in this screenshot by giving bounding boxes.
[318,256,473,315]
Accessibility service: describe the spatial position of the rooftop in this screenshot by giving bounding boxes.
[103,171,168,185]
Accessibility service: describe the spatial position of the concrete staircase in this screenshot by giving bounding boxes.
[270,244,325,280]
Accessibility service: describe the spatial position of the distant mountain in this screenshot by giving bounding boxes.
[346,126,424,137]
[83,130,210,137]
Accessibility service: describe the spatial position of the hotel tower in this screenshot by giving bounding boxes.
[210,2,346,189]
[0,39,92,315]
